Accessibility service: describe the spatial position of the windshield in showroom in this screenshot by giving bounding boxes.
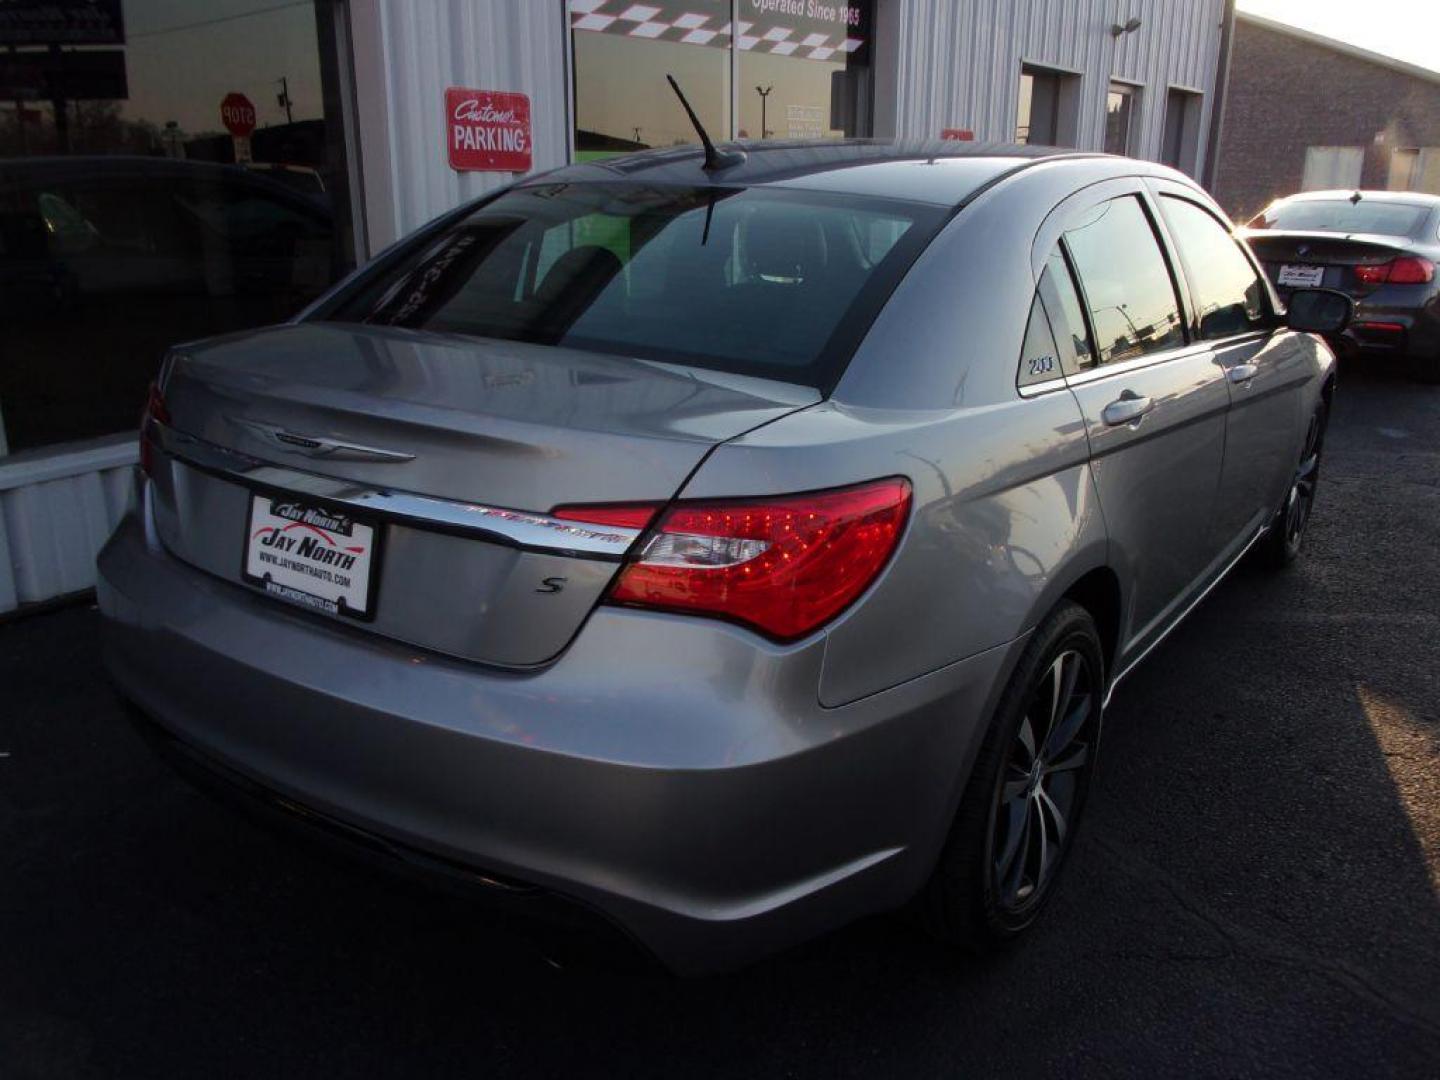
[323,182,942,389]
[1247,199,1430,238]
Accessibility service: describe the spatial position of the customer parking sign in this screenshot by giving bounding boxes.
[445,87,532,173]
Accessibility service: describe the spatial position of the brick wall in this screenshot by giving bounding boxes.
[1212,18,1440,222]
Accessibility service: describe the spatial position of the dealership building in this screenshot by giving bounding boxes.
[0,0,1229,612]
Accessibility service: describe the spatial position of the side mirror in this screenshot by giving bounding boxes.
[1286,288,1353,334]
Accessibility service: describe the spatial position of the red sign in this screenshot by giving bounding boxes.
[940,128,975,141]
[220,92,256,137]
[445,87,531,173]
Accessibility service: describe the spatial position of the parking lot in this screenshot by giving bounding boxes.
[2,364,1437,1079]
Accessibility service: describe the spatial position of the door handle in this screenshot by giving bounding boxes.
[1226,362,1260,385]
[1101,391,1155,427]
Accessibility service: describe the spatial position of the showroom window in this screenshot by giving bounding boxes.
[569,1,874,159]
[1161,87,1202,174]
[1104,81,1137,156]
[0,0,353,456]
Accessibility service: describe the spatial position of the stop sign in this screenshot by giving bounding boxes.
[220,92,257,137]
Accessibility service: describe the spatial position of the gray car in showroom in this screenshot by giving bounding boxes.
[98,140,1348,973]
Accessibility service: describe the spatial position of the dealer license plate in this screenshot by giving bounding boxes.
[1277,263,1325,288]
[243,494,379,619]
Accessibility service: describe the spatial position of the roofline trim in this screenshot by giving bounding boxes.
[1237,12,1440,85]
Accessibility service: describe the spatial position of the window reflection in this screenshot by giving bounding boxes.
[1105,83,1135,156]
[0,0,347,454]
[569,2,874,157]
[1160,196,1270,340]
[571,1,732,159]
[1063,197,1185,365]
[737,6,872,141]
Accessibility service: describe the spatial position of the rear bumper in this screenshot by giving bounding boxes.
[98,498,1017,973]
[1335,287,1440,358]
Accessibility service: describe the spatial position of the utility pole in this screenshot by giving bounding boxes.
[756,85,773,139]
[275,76,294,124]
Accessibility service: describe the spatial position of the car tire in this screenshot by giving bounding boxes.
[1257,399,1328,569]
[914,600,1104,951]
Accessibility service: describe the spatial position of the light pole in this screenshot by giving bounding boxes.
[275,76,293,124]
[755,85,773,139]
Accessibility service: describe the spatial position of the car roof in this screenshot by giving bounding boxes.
[0,154,331,211]
[1271,189,1440,209]
[0,155,286,186]
[524,138,1113,208]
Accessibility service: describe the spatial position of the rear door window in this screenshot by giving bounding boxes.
[1039,251,1095,373]
[1062,195,1186,366]
[1160,196,1271,340]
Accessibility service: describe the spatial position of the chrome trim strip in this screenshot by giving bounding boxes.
[1102,523,1268,709]
[1016,375,1069,399]
[153,422,643,561]
[1064,341,1213,387]
[1063,330,1275,390]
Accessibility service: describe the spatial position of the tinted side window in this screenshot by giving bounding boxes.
[1160,196,1269,340]
[1018,259,1094,388]
[1039,252,1094,373]
[1063,195,1185,366]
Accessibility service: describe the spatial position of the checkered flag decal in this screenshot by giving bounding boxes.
[570,1,864,60]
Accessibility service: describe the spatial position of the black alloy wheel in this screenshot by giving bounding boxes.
[1260,400,1327,567]
[991,648,1098,917]
[915,601,1105,949]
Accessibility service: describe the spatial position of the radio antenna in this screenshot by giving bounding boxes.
[666,74,746,172]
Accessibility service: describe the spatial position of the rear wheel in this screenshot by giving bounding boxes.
[915,601,1104,950]
[1257,399,1327,568]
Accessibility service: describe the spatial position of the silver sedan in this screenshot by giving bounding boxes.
[98,140,1348,973]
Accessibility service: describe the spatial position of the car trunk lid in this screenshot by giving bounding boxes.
[1244,229,1411,295]
[147,322,819,666]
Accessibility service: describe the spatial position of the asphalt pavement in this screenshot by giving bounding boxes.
[2,362,1437,1078]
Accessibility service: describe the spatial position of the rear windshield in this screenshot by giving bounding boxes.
[322,182,943,389]
[1248,199,1430,238]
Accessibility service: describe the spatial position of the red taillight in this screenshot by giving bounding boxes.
[551,504,659,530]
[604,478,912,641]
[139,382,169,477]
[1354,256,1435,285]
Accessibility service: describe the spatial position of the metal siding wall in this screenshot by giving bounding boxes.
[892,0,1224,176]
[357,0,570,250]
[0,440,136,614]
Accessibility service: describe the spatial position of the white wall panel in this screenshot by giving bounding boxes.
[0,438,136,614]
[889,0,1225,176]
[349,0,570,252]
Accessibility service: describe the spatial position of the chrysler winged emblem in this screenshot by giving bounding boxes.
[227,417,415,462]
